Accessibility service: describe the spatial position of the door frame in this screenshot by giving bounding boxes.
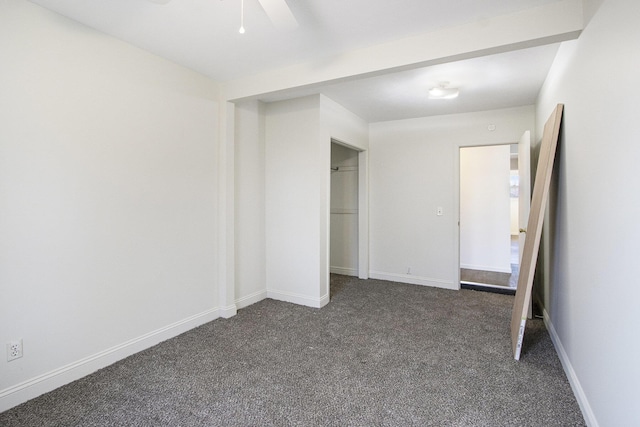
[329,138,369,280]
[453,139,528,289]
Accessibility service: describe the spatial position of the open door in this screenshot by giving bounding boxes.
[518,131,532,318]
[518,131,531,265]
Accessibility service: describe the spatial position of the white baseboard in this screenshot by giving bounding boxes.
[267,289,328,308]
[319,292,330,308]
[460,263,512,274]
[330,266,358,276]
[219,304,237,319]
[0,307,221,413]
[369,271,457,290]
[235,290,267,310]
[543,309,598,427]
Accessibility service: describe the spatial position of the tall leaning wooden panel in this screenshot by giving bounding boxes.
[511,104,564,360]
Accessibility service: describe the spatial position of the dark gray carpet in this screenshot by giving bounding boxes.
[0,275,585,426]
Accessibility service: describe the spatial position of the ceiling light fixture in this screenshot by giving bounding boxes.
[239,0,246,34]
[428,82,459,100]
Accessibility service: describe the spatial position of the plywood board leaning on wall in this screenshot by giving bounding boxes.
[511,104,564,360]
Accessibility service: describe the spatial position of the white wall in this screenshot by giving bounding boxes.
[263,95,368,307]
[535,0,640,425]
[264,96,324,306]
[330,144,359,276]
[369,106,534,289]
[234,100,266,308]
[460,145,511,273]
[0,0,220,411]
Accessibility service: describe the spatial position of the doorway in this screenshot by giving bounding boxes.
[330,141,359,298]
[459,143,521,293]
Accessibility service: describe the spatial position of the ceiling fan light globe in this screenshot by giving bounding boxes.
[428,87,459,99]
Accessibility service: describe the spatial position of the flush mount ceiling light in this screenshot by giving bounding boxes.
[428,82,459,100]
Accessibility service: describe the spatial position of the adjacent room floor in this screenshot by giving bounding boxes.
[461,236,520,293]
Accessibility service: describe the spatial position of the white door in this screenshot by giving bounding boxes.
[518,131,531,264]
[518,131,532,317]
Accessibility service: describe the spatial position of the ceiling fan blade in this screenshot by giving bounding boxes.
[257,0,298,31]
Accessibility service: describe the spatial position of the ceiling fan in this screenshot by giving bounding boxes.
[255,0,298,31]
[146,0,298,31]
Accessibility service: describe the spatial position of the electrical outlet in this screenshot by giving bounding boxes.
[7,340,23,362]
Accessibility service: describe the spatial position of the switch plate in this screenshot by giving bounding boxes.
[436,207,443,216]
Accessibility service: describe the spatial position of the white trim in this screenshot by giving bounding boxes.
[543,309,599,427]
[369,271,457,290]
[460,263,512,274]
[219,304,237,319]
[460,281,515,291]
[267,289,328,308]
[330,266,358,276]
[0,307,221,413]
[235,290,268,310]
[218,102,236,318]
[319,292,330,308]
[358,150,369,280]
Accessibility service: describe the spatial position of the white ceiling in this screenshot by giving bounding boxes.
[28,0,565,122]
[261,44,560,122]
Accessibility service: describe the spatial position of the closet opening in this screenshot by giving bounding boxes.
[330,141,360,299]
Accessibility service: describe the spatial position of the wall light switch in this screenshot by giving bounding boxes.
[436,207,443,216]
